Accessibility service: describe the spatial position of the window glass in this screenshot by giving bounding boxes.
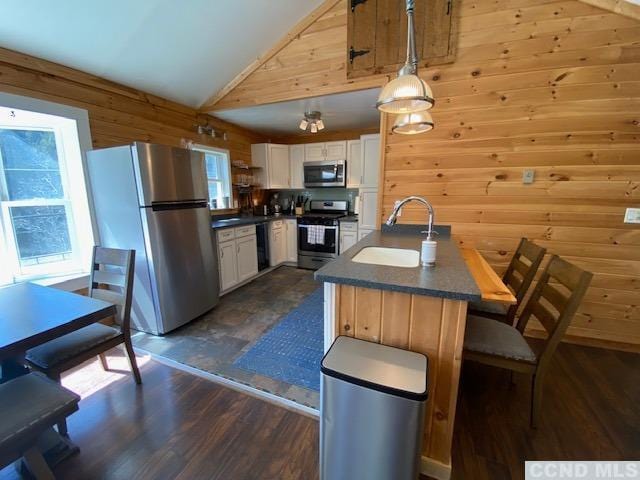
[194,146,232,210]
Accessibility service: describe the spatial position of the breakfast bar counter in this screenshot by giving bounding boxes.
[315,225,482,480]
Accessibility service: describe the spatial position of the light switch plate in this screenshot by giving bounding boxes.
[624,208,640,224]
[522,169,535,184]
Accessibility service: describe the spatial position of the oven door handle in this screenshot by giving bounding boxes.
[298,225,338,230]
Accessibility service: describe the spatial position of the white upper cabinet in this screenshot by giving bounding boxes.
[304,141,347,162]
[324,141,347,161]
[251,143,290,189]
[347,139,362,189]
[304,143,326,162]
[360,134,381,188]
[289,145,305,189]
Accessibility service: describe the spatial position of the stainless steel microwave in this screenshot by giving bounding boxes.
[303,160,346,188]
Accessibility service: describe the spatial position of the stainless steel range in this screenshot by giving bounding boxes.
[298,200,348,270]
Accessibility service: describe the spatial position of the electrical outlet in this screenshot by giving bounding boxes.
[624,208,640,224]
[394,200,403,216]
[522,169,535,184]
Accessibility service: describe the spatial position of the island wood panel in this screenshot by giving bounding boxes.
[333,284,468,473]
[0,47,264,167]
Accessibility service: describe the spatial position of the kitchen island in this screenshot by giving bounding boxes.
[315,225,481,480]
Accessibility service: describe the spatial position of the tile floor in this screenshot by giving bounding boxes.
[133,266,322,408]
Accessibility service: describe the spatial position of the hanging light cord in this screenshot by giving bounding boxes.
[405,0,418,74]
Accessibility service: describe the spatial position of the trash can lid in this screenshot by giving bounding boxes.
[321,336,428,402]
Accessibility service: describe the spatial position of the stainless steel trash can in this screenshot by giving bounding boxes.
[320,336,428,480]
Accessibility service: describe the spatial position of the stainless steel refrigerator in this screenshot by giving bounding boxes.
[87,142,219,335]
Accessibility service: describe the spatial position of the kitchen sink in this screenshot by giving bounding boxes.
[351,247,420,268]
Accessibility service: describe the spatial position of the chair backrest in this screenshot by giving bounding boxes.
[516,255,592,367]
[88,246,135,332]
[502,238,547,322]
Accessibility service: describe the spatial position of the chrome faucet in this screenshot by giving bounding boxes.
[385,196,435,240]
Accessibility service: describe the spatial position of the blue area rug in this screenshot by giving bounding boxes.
[234,287,324,391]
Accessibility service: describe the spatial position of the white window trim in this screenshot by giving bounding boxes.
[0,91,95,285]
[191,144,233,211]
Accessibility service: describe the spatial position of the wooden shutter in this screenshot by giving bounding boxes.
[347,0,458,79]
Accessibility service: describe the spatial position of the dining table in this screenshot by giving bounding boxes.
[0,281,116,467]
[460,247,517,305]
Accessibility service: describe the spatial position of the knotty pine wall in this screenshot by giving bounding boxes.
[379,1,640,347]
[0,48,264,166]
[213,0,640,348]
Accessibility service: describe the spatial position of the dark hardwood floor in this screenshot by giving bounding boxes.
[1,341,637,480]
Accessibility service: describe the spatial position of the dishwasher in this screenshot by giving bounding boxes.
[255,222,270,271]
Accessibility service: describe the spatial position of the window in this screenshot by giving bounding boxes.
[193,145,232,210]
[0,97,93,285]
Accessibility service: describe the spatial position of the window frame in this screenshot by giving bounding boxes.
[192,144,233,211]
[0,92,94,285]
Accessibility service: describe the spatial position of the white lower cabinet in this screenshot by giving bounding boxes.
[358,228,374,240]
[217,225,258,294]
[285,219,298,263]
[218,240,239,292]
[237,235,259,282]
[269,220,287,267]
[339,222,358,254]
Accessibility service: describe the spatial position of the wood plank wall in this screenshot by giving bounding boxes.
[0,48,264,165]
[212,0,640,348]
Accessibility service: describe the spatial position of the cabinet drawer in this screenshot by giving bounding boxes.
[216,228,235,242]
[340,222,358,232]
[271,219,284,229]
[235,224,256,238]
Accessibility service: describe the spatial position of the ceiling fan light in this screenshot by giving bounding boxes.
[377,73,434,114]
[299,119,309,130]
[310,122,318,133]
[317,119,325,130]
[392,111,434,135]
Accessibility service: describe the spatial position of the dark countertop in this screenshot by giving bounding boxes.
[314,227,481,301]
[211,214,297,229]
[339,215,358,223]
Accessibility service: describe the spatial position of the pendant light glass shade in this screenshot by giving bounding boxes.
[392,111,434,135]
[377,73,434,114]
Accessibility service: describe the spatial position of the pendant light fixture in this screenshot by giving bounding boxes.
[299,111,325,133]
[392,111,434,135]
[376,0,434,115]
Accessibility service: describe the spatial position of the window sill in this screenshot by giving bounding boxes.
[32,272,89,292]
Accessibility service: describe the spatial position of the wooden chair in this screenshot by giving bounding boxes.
[468,238,546,325]
[463,255,593,427]
[0,372,80,480]
[26,247,141,435]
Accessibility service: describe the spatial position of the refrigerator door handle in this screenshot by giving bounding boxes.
[150,200,209,211]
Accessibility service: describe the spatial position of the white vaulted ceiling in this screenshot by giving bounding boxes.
[0,0,323,108]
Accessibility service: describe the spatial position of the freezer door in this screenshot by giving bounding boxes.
[141,203,219,333]
[132,142,208,206]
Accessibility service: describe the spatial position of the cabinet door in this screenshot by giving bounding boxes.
[347,140,361,188]
[339,231,358,254]
[358,188,379,230]
[237,235,258,282]
[289,145,305,189]
[218,240,238,292]
[358,228,374,240]
[285,219,298,263]
[268,144,290,189]
[304,143,326,162]
[269,226,285,266]
[360,134,380,188]
[325,141,347,161]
